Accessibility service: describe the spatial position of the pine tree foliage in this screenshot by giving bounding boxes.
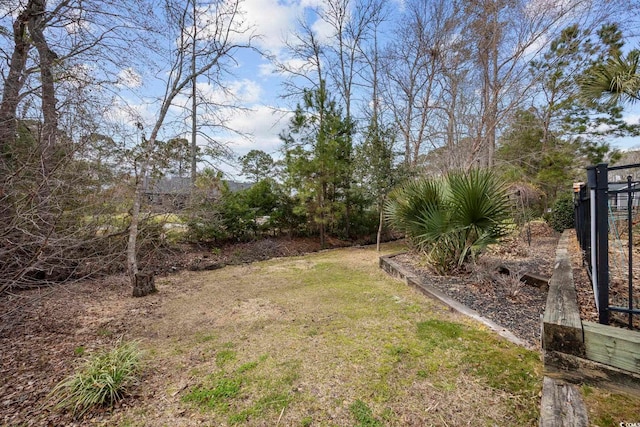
[280,82,354,247]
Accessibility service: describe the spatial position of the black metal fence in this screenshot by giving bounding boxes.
[575,162,640,329]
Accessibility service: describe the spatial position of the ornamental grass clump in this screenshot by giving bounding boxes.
[50,340,142,417]
[385,169,511,274]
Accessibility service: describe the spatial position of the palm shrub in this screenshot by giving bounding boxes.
[385,169,511,274]
[50,340,142,417]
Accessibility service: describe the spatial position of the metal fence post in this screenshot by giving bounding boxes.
[595,163,609,325]
[627,175,634,329]
[587,167,598,311]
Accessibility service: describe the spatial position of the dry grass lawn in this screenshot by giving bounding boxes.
[104,244,542,426]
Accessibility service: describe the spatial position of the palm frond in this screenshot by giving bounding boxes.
[384,169,511,274]
[580,50,640,107]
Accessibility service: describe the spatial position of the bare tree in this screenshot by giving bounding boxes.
[378,0,627,172]
[0,0,155,292]
[0,5,30,181]
[126,0,256,282]
[381,0,460,169]
[462,0,625,167]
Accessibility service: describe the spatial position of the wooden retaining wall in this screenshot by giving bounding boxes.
[542,230,640,396]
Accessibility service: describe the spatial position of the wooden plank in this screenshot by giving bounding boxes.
[583,321,640,375]
[542,231,585,356]
[497,265,549,290]
[379,254,413,282]
[521,272,550,290]
[544,350,640,396]
[539,376,588,427]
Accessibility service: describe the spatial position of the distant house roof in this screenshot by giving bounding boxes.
[146,176,252,195]
[609,181,640,192]
[226,181,253,192]
[148,176,192,195]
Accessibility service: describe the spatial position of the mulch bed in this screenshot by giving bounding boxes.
[391,223,560,349]
[571,230,640,330]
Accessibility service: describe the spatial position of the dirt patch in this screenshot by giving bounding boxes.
[570,231,640,329]
[149,236,357,274]
[0,237,341,427]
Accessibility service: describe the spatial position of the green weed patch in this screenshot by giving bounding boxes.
[349,399,383,427]
[182,346,300,424]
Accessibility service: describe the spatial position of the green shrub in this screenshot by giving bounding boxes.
[547,193,575,232]
[186,216,227,242]
[385,169,511,273]
[51,341,142,416]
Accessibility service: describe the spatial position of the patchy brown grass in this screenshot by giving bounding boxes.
[113,245,541,426]
[2,243,543,426]
[581,385,640,427]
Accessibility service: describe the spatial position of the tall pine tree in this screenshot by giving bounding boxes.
[280,82,353,247]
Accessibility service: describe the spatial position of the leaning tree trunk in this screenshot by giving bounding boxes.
[0,7,30,199]
[127,119,165,285]
[29,0,58,217]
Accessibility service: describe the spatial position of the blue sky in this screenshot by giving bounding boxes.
[119,0,637,177]
[4,0,639,179]
[107,0,336,179]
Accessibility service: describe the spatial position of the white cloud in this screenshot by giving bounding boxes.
[224,104,292,154]
[116,68,143,89]
[228,79,263,103]
[64,9,91,34]
[310,12,335,44]
[241,0,300,51]
[171,78,263,111]
[521,34,548,59]
[258,61,277,76]
[277,56,316,75]
[195,104,292,177]
[624,113,640,126]
[240,0,329,52]
[69,63,94,81]
[192,0,311,53]
[104,98,158,130]
[525,0,576,18]
[0,1,21,18]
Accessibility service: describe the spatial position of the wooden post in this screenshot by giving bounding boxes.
[133,271,157,297]
[542,231,585,356]
[539,377,588,427]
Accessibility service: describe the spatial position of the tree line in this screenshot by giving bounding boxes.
[1,0,638,290]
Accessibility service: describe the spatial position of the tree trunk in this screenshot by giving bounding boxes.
[376,199,384,252]
[0,6,31,184]
[29,0,59,210]
[318,185,326,249]
[190,0,198,188]
[132,271,156,297]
